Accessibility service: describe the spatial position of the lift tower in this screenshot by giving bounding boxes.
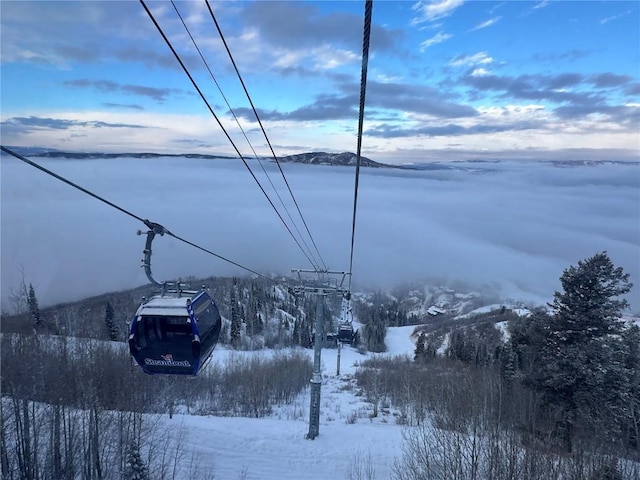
[291,269,349,439]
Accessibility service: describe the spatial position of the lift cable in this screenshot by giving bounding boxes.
[170,0,323,271]
[0,145,277,283]
[139,0,319,271]
[205,0,328,271]
[170,2,322,273]
[347,0,373,292]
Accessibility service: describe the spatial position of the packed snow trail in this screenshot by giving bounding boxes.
[168,326,417,479]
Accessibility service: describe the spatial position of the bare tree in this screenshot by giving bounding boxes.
[346,450,376,480]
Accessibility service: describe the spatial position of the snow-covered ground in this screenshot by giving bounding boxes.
[162,326,417,479]
[455,303,532,319]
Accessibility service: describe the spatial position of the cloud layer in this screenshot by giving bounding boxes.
[2,156,638,313]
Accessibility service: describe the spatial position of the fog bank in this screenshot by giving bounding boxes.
[2,155,638,313]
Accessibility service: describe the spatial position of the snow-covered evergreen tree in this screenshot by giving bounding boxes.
[123,443,150,480]
[104,301,118,340]
[622,324,640,451]
[498,341,517,384]
[27,283,41,327]
[292,318,301,346]
[230,279,241,347]
[363,308,386,353]
[533,251,633,451]
[549,251,631,340]
[413,333,426,362]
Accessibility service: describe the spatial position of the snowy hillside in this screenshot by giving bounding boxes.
[175,330,416,479]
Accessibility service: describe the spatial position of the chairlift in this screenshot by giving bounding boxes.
[128,223,221,375]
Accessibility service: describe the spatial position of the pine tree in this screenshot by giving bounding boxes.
[549,251,632,341]
[27,283,41,327]
[254,312,264,335]
[533,252,633,451]
[292,319,301,346]
[299,316,311,348]
[509,308,549,376]
[363,308,386,353]
[245,300,256,337]
[499,341,517,384]
[123,443,150,480]
[414,333,426,362]
[447,329,475,363]
[230,279,241,347]
[104,301,118,340]
[622,324,640,451]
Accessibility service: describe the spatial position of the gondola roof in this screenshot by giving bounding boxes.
[137,296,193,316]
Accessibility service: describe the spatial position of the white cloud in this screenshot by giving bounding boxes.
[3,103,639,166]
[419,32,453,51]
[411,0,465,25]
[311,46,359,70]
[477,104,547,123]
[489,2,507,15]
[449,52,494,67]
[376,73,403,83]
[273,49,307,68]
[273,43,360,72]
[470,16,502,31]
[471,67,491,77]
[600,10,632,25]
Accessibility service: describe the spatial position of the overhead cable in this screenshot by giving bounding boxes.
[170,0,323,271]
[1,146,147,225]
[348,0,373,292]
[139,0,319,270]
[205,0,328,271]
[0,146,276,283]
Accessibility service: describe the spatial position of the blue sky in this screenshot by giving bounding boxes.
[1,0,639,164]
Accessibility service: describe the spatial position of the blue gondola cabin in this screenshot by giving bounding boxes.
[128,290,222,375]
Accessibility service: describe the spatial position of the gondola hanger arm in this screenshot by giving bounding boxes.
[137,220,171,286]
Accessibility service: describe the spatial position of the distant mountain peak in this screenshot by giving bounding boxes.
[277,152,387,168]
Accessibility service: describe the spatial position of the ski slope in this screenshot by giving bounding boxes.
[164,326,418,479]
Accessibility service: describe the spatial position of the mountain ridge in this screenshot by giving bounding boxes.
[4,147,392,168]
[4,146,637,169]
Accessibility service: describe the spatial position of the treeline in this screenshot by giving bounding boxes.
[3,274,460,356]
[355,293,400,353]
[356,252,639,479]
[1,335,312,417]
[1,403,197,480]
[1,275,346,351]
[414,308,519,366]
